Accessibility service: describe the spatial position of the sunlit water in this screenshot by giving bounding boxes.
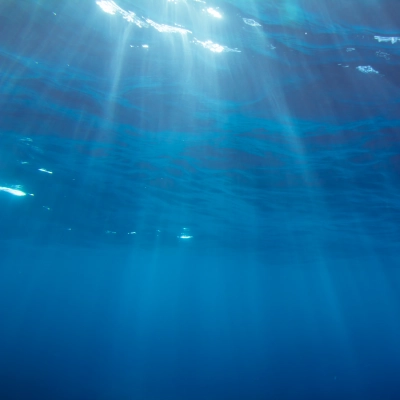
[1,1,400,399]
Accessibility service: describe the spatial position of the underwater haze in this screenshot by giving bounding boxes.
[1,0,400,399]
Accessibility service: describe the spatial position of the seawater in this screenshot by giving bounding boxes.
[1,1,400,399]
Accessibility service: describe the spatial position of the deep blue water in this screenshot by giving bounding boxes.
[1,1,400,399]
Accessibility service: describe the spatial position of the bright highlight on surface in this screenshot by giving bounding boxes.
[0,187,26,196]
[178,228,193,239]
[96,0,148,28]
[193,39,240,53]
[146,19,191,34]
[207,8,222,18]
[357,65,379,74]
[179,235,193,239]
[96,0,120,15]
[374,36,400,44]
[243,18,261,27]
[38,168,53,174]
[96,0,190,32]
[96,0,239,52]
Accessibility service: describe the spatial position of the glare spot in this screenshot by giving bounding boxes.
[193,39,241,53]
[96,0,120,15]
[179,235,193,239]
[178,227,193,239]
[356,65,379,74]
[142,44,149,48]
[243,18,261,27]
[374,36,400,44]
[96,0,148,27]
[38,168,53,174]
[0,187,26,196]
[146,19,191,34]
[207,8,222,19]
[123,11,147,27]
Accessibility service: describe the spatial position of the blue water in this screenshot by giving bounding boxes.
[1,0,400,399]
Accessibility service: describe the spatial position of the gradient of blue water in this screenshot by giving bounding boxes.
[1,1,400,399]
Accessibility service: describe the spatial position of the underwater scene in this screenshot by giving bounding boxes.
[1,0,400,399]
